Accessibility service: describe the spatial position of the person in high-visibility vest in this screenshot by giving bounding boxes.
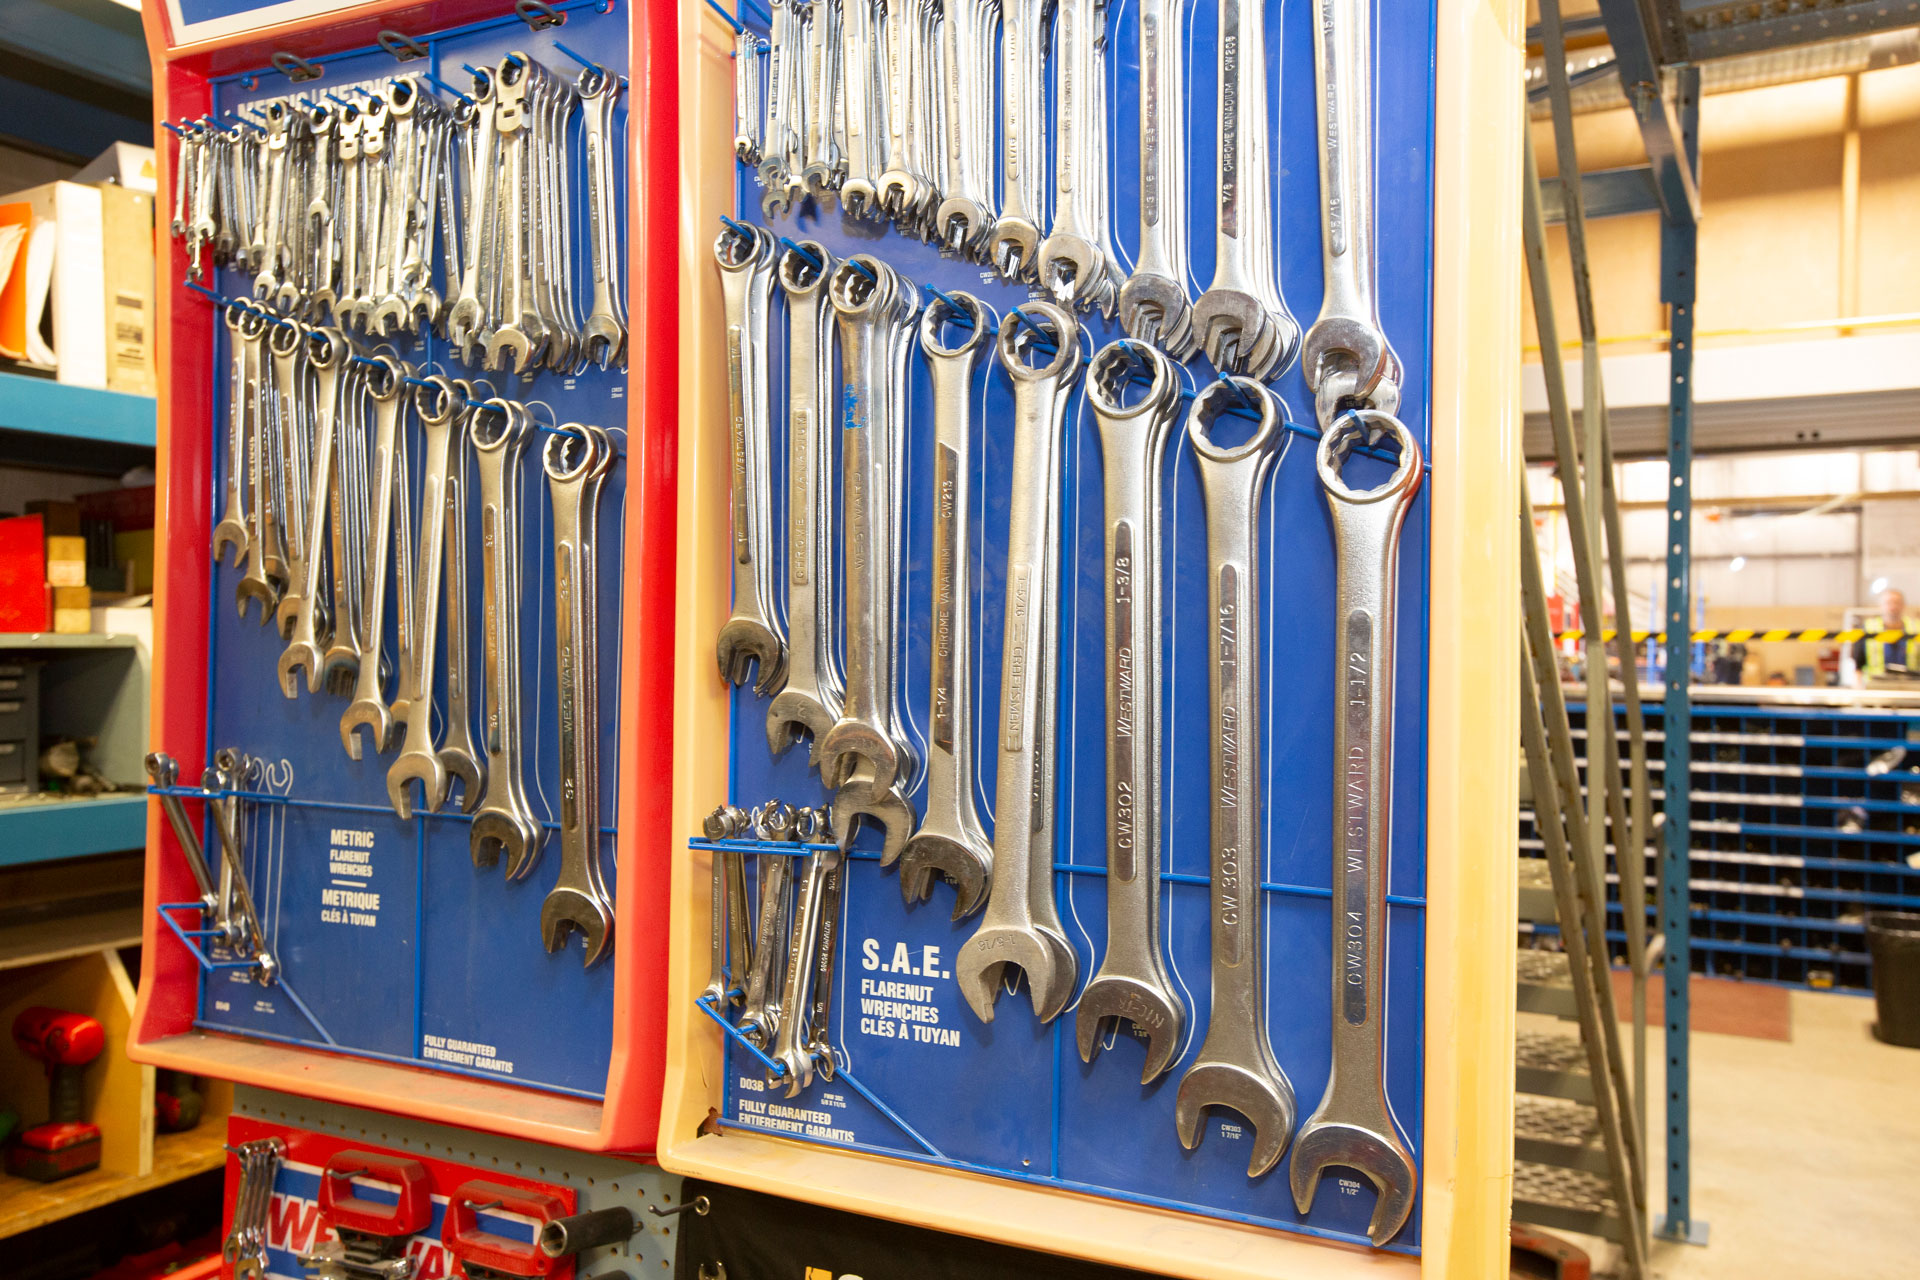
[1852,587,1920,684]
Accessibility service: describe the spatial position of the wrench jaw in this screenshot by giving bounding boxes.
[471,810,545,881]
[934,197,994,261]
[1074,977,1186,1084]
[813,721,902,799]
[276,638,325,699]
[716,621,790,697]
[989,218,1044,283]
[1172,1059,1298,1178]
[826,771,916,866]
[236,573,281,624]
[1193,292,1278,382]
[1118,274,1199,362]
[896,829,991,920]
[338,700,396,762]
[953,928,1077,1024]
[766,690,839,761]
[1288,1114,1419,1247]
[438,747,485,814]
[580,313,625,372]
[386,752,451,821]
[1037,236,1113,315]
[540,887,615,969]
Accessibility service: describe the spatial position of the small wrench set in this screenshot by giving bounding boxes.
[167,45,627,374]
[706,0,1434,1252]
[152,13,630,1101]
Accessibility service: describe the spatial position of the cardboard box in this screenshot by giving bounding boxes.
[45,536,86,587]
[113,530,153,594]
[0,516,48,632]
[0,179,155,392]
[24,501,81,538]
[98,184,156,396]
[51,585,91,634]
[71,143,157,196]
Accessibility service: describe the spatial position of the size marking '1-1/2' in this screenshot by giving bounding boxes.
[1341,611,1371,1024]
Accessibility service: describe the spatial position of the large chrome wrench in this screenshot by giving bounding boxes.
[144,752,220,913]
[469,399,544,879]
[767,240,846,760]
[988,0,1054,279]
[1118,0,1195,357]
[578,64,627,369]
[1172,376,1297,1177]
[1289,409,1422,1246]
[1075,340,1186,1081]
[213,305,253,567]
[385,377,463,818]
[1036,0,1116,314]
[896,290,996,920]
[954,301,1081,1024]
[737,804,798,1047]
[339,356,408,760]
[268,317,311,643]
[541,424,616,966]
[713,221,789,696]
[770,841,843,1093]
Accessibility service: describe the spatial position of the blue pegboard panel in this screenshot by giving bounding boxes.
[180,2,630,1101]
[706,0,1434,1253]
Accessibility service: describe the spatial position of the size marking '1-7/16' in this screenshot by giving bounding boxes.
[1341,610,1372,1024]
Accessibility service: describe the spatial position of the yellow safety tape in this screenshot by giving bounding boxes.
[1553,628,1906,644]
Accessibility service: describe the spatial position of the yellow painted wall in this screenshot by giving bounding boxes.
[1523,64,1920,356]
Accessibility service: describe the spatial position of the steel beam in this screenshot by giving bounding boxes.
[1654,63,1708,1250]
[1681,0,1920,61]
[1543,166,1663,223]
[1592,0,1703,223]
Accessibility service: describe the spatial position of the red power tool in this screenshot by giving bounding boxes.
[7,1006,105,1181]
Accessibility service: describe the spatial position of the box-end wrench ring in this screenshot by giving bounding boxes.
[1289,407,1421,1247]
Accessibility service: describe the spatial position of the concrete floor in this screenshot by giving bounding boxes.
[1540,989,1920,1279]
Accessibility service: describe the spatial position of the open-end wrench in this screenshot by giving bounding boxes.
[1192,0,1297,381]
[839,0,882,220]
[897,290,996,919]
[1118,0,1195,356]
[484,54,546,374]
[737,804,798,1046]
[144,752,220,913]
[767,240,846,759]
[446,69,499,359]
[816,255,918,794]
[250,103,291,300]
[386,377,462,818]
[734,26,766,167]
[541,424,616,966]
[988,0,1054,279]
[213,305,253,567]
[1173,375,1296,1176]
[250,310,292,604]
[438,389,484,809]
[713,221,789,696]
[1302,0,1399,424]
[278,326,346,696]
[703,803,756,1007]
[339,355,409,760]
[933,0,1001,256]
[954,301,1082,1024]
[469,399,544,878]
[803,807,844,1080]
[1289,409,1422,1246]
[1075,340,1186,1081]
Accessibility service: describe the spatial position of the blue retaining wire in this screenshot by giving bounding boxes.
[462,63,485,79]
[695,995,788,1077]
[924,285,995,334]
[831,1067,945,1159]
[777,236,823,272]
[1006,307,1058,353]
[844,257,877,284]
[704,0,746,31]
[423,73,474,107]
[552,41,602,75]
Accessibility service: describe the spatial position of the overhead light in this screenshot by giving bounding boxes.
[1873,576,1890,594]
[1730,557,1747,572]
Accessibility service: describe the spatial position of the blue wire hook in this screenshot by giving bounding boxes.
[422,73,474,107]
[1007,307,1059,354]
[552,42,603,75]
[777,237,822,272]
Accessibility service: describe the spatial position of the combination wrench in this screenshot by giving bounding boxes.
[954,301,1082,1025]
[386,376,464,818]
[713,221,789,696]
[737,804,798,1047]
[1118,0,1196,356]
[339,355,408,760]
[703,803,756,1007]
[277,326,347,696]
[1075,340,1187,1082]
[896,290,996,920]
[144,752,221,914]
[438,387,485,808]
[542,424,618,966]
[1172,375,1297,1177]
[1288,409,1422,1246]
[766,240,846,761]
[988,0,1055,279]
[469,399,545,880]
